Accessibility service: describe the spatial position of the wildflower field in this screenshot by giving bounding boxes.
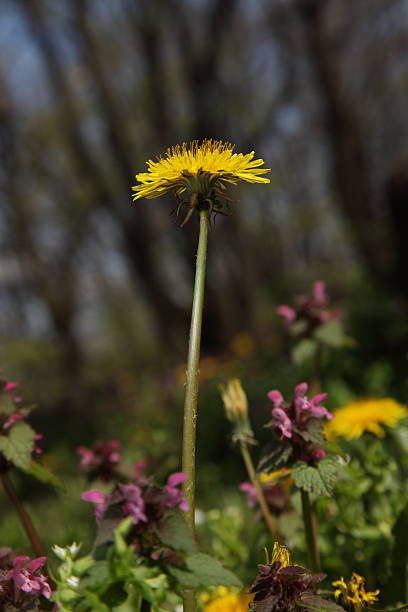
[1,2,408,611]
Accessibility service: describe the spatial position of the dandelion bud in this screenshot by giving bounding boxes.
[219,379,256,445]
[219,379,248,422]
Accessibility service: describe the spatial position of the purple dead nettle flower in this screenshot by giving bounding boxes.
[277,281,340,334]
[266,383,333,465]
[0,549,52,606]
[12,556,51,599]
[77,439,122,482]
[163,472,189,511]
[81,471,189,526]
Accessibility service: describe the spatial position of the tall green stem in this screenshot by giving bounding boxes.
[301,489,320,572]
[1,472,46,558]
[182,208,209,612]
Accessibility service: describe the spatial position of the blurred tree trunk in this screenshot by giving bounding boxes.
[0,84,83,389]
[297,0,394,285]
[19,0,188,353]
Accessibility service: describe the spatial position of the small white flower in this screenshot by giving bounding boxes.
[66,575,80,589]
[68,542,81,557]
[52,545,67,560]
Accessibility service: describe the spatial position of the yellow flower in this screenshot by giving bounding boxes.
[132,139,270,201]
[219,379,249,423]
[325,397,407,440]
[333,573,379,609]
[202,589,252,612]
[271,541,291,568]
[219,379,255,444]
[263,541,291,568]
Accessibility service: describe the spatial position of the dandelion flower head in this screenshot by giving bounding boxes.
[325,397,407,440]
[333,572,380,606]
[132,139,270,201]
[202,587,252,612]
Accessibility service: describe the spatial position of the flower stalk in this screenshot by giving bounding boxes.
[181,208,209,612]
[300,489,320,573]
[182,208,209,532]
[1,472,46,558]
[239,441,280,540]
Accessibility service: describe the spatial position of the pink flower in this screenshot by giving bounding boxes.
[239,481,257,507]
[12,555,51,599]
[267,390,284,407]
[118,484,148,524]
[310,393,333,420]
[4,382,18,392]
[77,446,96,468]
[3,412,24,429]
[277,305,296,327]
[163,472,189,512]
[312,281,328,308]
[271,407,293,438]
[81,489,107,524]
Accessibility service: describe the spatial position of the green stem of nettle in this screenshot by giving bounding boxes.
[182,208,209,612]
[301,489,320,572]
[1,472,46,558]
[239,442,280,541]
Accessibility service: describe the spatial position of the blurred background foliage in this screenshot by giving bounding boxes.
[1,0,408,605]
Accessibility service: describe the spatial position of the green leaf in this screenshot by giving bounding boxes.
[168,565,200,588]
[297,593,345,611]
[80,561,110,590]
[292,456,342,497]
[185,553,242,588]
[299,419,325,444]
[155,510,197,554]
[290,320,308,336]
[314,320,344,347]
[100,582,127,607]
[292,339,317,365]
[256,439,292,475]
[23,459,65,490]
[0,421,35,469]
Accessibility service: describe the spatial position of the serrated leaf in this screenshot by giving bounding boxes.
[292,456,342,497]
[314,320,344,347]
[168,565,200,588]
[256,439,292,475]
[297,593,345,611]
[185,553,242,588]
[155,510,197,554]
[23,459,65,490]
[0,422,35,469]
[298,419,325,444]
[80,561,110,590]
[292,339,317,365]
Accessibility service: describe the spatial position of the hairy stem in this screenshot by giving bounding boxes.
[240,442,280,541]
[301,489,320,572]
[182,208,209,612]
[1,472,46,558]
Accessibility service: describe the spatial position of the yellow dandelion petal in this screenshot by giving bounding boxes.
[270,541,291,568]
[324,397,407,440]
[203,593,252,612]
[132,139,270,201]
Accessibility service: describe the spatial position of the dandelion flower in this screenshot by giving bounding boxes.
[325,397,407,440]
[132,139,270,225]
[203,592,252,612]
[133,139,270,200]
[333,572,380,607]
